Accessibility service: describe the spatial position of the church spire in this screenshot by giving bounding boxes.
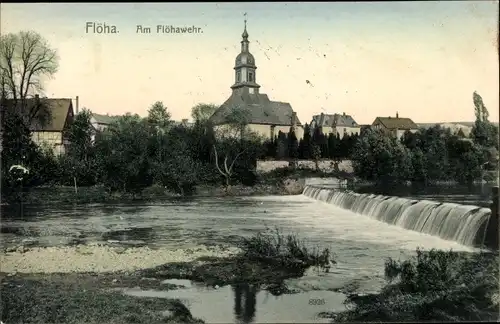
[241,13,249,52]
[231,14,260,94]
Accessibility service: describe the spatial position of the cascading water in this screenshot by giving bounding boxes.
[302,185,491,247]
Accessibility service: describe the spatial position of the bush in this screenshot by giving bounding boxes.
[238,227,334,270]
[334,249,499,322]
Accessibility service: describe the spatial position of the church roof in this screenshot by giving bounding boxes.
[209,93,302,126]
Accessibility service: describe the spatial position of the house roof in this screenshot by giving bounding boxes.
[310,113,359,128]
[373,117,418,130]
[92,113,120,125]
[2,98,73,131]
[209,92,301,126]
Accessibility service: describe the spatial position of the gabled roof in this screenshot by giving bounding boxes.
[373,116,418,130]
[209,92,301,126]
[311,113,359,128]
[2,98,73,131]
[92,113,120,125]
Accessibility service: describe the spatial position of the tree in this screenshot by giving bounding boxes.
[0,31,59,125]
[287,127,299,167]
[299,123,312,159]
[96,114,153,194]
[161,126,202,195]
[351,129,412,185]
[473,91,489,122]
[147,101,171,130]
[456,128,466,138]
[470,92,498,175]
[225,106,252,139]
[67,109,93,159]
[311,126,328,158]
[213,143,246,190]
[191,103,218,123]
[61,109,99,186]
[275,131,288,159]
[311,143,321,171]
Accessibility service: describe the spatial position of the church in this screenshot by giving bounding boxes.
[209,19,304,140]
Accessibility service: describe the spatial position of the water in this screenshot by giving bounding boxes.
[356,183,494,207]
[122,280,345,323]
[0,194,477,323]
[303,185,491,247]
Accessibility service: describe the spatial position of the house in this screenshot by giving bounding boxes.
[90,113,120,132]
[173,119,194,128]
[208,19,304,140]
[371,112,418,138]
[310,112,360,137]
[1,95,76,155]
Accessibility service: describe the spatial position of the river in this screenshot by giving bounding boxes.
[0,189,480,323]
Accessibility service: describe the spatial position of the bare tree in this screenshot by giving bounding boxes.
[213,144,247,191]
[0,31,59,125]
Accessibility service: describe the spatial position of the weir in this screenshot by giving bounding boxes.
[302,184,495,248]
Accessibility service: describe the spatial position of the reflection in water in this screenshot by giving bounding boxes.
[233,283,258,323]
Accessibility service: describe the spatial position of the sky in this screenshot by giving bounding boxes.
[1,1,498,124]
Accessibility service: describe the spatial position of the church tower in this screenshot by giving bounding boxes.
[231,16,260,95]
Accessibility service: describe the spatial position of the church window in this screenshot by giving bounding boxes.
[236,71,241,82]
[248,72,254,82]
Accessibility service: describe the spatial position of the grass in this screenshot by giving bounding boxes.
[333,248,499,322]
[238,227,335,271]
[0,276,204,324]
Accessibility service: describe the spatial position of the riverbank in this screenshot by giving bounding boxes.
[0,179,306,206]
[0,230,334,324]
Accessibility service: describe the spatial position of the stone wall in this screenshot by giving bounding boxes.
[256,160,353,174]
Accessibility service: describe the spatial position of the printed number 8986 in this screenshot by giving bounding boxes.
[308,298,325,305]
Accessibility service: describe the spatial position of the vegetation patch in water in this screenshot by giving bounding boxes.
[332,249,499,322]
[238,227,335,271]
[140,229,334,288]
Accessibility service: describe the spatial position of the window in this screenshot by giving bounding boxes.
[248,72,254,82]
[236,71,241,82]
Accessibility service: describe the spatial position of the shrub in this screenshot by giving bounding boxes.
[238,227,334,270]
[334,249,499,322]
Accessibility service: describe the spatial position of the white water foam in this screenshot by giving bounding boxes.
[302,185,490,247]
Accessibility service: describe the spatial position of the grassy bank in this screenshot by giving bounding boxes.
[331,249,499,322]
[0,275,204,324]
[1,182,299,206]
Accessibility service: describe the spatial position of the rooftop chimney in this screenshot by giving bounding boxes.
[75,96,79,114]
[291,112,297,127]
[396,111,399,118]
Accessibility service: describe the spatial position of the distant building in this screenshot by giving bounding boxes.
[1,95,75,155]
[173,119,194,128]
[209,19,303,140]
[90,113,120,132]
[417,123,472,137]
[310,112,360,137]
[359,124,372,135]
[371,112,418,139]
